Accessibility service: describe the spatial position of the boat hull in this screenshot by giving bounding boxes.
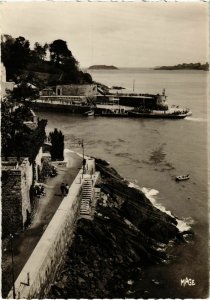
[84,110,94,116]
[127,111,188,119]
[31,101,91,114]
[31,101,190,119]
[176,175,190,181]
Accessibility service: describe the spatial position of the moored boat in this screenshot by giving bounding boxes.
[84,110,94,116]
[31,86,192,119]
[128,110,191,119]
[96,89,192,119]
[175,174,190,181]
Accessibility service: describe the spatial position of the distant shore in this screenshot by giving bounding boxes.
[88,65,118,70]
[154,62,209,71]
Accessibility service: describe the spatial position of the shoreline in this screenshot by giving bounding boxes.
[48,154,193,298]
[66,148,193,235]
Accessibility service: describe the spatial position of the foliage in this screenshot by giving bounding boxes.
[1,34,92,85]
[33,42,48,61]
[49,128,64,161]
[83,72,93,83]
[21,118,47,163]
[1,101,14,160]
[1,101,47,162]
[39,160,54,182]
[9,80,39,102]
[49,39,72,65]
[1,35,31,78]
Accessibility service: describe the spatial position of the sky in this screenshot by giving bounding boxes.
[0,2,208,68]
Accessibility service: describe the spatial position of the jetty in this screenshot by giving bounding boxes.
[31,86,191,119]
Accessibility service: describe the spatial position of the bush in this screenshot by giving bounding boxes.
[49,128,64,161]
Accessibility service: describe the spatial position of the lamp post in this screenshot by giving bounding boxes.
[10,234,16,299]
[81,139,85,175]
[133,79,135,92]
[78,139,85,176]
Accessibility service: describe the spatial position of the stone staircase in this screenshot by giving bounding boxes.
[80,179,93,218]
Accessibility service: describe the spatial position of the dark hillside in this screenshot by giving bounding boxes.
[1,35,93,86]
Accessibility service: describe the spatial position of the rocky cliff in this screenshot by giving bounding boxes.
[49,158,192,298]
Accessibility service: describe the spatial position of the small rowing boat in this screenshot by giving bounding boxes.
[175,174,190,181]
[84,110,94,116]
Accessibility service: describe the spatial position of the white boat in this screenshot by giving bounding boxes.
[175,174,190,181]
[84,110,94,116]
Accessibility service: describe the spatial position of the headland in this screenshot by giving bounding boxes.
[154,62,209,71]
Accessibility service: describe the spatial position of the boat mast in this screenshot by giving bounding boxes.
[133,80,135,92]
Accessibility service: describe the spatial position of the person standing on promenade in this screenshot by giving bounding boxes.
[60,183,66,196]
[65,183,70,195]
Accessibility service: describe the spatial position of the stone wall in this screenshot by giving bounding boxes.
[1,63,15,98]
[2,158,32,238]
[56,84,97,97]
[34,147,44,181]
[19,159,33,225]
[8,162,100,299]
[2,145,51,238]
[2,169,23,237]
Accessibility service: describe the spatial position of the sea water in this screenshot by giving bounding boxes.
[37,68,208,298]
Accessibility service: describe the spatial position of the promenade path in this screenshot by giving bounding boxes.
[2,152,82,298]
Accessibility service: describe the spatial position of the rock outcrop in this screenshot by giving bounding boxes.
[48,158,192,298]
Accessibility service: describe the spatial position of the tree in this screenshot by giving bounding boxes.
[61,60,80,84]
[83,72,93,84]
[1,100,14,159]
[1,99,47,162]
[49,39,72,65]
[1,35,95,85]
[49,129,64,161]
[33,42,48,60]
[203,62,209,71]
[1,35,32,79]
[11,36,31,68]
[1,35,15,72]
[9,80,39,103]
